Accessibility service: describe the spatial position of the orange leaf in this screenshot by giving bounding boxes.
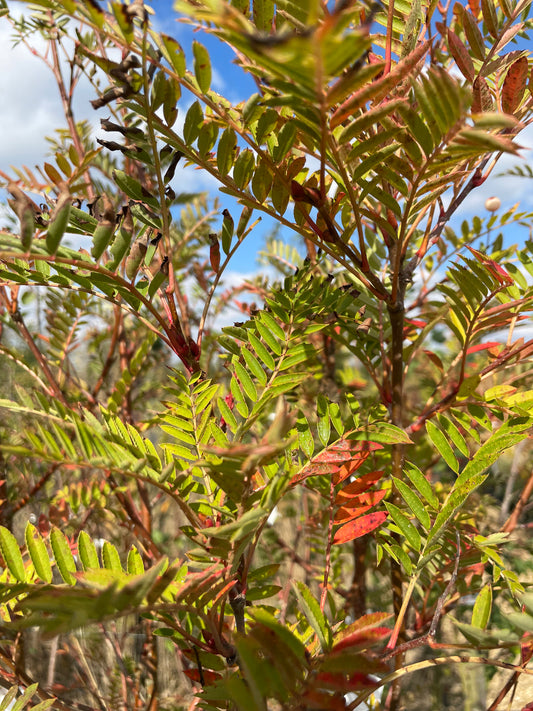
[332,626,392,653]
[333,443,383,485]
[334,612,392,641]
[502,56,529,114]
[472,76,493,113]
[334,504,372,523]
[333,511,388,544]
[335,472,385,503]
[334,491,387,522]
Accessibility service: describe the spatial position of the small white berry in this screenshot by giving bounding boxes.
[485,196,501,212]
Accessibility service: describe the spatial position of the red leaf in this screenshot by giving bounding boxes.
[334,504,372,523]
[333,443,383,485]
[405,318,427,329]
[315,670,378,692]
[466,341,501,355]
[332,626,392,653]
[423,349,444,371]
[502,56,528,114]
[472,76,492,113]
[299,690,346,711]
[333,511,388,544]
[291,440,382,486]
[183,668,221,684]
[334,491,387,522]
[447,29,475,81]
[335,472,385,503]
[314,439,360,462]
[466,246,513,285]
[334,612,393,641]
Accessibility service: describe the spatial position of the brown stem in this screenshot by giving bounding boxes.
[502,464,533,533]
[48,25,95,201]
[347,537,367,619]
[387,297,406,711]
[92,304,122,398]
[320,475,336,612]
[7,305,68,407]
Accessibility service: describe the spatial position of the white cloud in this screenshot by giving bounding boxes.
[0,20,63,170]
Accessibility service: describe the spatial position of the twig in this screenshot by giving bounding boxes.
[428,530,461,639]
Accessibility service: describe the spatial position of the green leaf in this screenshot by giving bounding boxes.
[25,523,52,583]
[193,41,211,92]
[242,348,267,386]
[233,149,255,189]
[455,418,531,488]
[159,34,186,76]
[385,502,421,552]
[234,361,258,402]
[317,395,331,447]
[506,611,533,633]
[296,411,314,458]
[218,396,238,431]
[351,422,412,445]
[471,584,492,629]
[127,546,145,575]
[78,531,100,571]
[183,101,204,145]
[251,162,272,204]
[392,478,431,531]
[273,121,297,162]
[253,0,275,31]
[426,473,488,548]
[50,527,76,585]
[0,687,19,711]
[10,683,39,711]
[426,420,458,472]
[217,128,237,176]
[255,320,282,355]
[293,580,332,651]
[0,526,25,582]
[248,332,276,370]
[102,541,122,572]
[438,414,469,457]
[113,170,159,208]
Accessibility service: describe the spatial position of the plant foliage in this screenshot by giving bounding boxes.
[1,0,533,709]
